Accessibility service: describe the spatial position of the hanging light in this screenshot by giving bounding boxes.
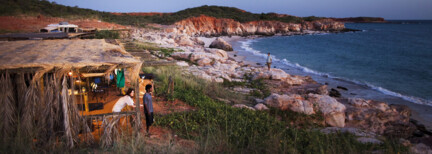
[68,71,73,76]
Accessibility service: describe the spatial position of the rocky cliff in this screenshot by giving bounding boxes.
[167,15,345,36]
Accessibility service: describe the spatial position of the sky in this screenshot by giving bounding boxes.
[50,0,432,20]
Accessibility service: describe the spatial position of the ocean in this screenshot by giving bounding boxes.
[231,20,432,126]
[232,20,432,109]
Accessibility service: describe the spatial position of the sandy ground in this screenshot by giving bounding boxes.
[0,16,129,33]
[79,86,197,152]
[79,86,194,116]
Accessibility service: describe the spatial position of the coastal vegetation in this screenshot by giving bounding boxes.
[0,0,342,26]
[142,66,408,153]
[95,30,120,39]
[132,41,181,57]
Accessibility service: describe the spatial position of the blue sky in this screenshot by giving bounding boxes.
[51,0,432,19]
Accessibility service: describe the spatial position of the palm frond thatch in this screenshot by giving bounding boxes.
[0,72,17,143]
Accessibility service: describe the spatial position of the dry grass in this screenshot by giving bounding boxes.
[0,40,141,71]
[0,71,108,152]
[0,72,16,143]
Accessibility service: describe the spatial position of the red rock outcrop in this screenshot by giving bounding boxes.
[168,15,345,36]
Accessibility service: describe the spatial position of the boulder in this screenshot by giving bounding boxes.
[410,143,432,154]
[325,112,346,128]
[254,103,269,111]
[320,127,376,137]
[197,57,212,66]
[264,93,315,115]
[329,88,341,97]
[214,78,224,83]
[233,87,253,94]
[232,104,255,110]
[337,86,348,91]
[356,137,383,144]
[176,61,189,67]
[255,98,264,104]
[285,75,305,85]
[193,37,205,46]
[175,35,194,46]
[219,63,239,72]
[347,98,371,108]
[317,85,329,95]
[209,38,233,51]
[308,94,346,127]
[252,68,304,85]
[171,52,192,60]
[205,48,228,60]
[191,71,212,81]
[190,52,226,63]
[269,69,289,80]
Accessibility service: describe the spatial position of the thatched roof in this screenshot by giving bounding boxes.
[0,39,141,70]
[0,39,143,148]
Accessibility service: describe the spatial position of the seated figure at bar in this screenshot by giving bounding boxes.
[112,88,136,112]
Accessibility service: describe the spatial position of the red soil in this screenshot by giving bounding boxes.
[0,15,129,33]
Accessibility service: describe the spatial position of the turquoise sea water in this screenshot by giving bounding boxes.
[236,21,432,106]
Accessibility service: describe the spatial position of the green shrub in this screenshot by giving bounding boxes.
[144,66,408,153]
[0,0,326,27]
[160,48,175,57]
[95,30,119,39]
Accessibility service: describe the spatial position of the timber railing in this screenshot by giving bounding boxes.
[81,111,140,144]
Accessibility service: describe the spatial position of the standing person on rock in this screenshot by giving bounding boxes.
[266,52,272,71]
[143,84,154,136]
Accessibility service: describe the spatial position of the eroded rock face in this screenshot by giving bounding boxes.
[345,98,415,137]
[209,38,233,51]
[168,15,345,36]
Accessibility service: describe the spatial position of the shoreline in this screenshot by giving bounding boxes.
[224,35,432,130]
[131,27,432,133]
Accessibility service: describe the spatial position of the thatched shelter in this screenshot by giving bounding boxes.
[0,39,143,149]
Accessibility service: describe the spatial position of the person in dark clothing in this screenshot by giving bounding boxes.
[143,84,154,135]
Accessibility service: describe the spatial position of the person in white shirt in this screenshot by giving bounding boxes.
[112,88,136,112]
[266,52,272,71]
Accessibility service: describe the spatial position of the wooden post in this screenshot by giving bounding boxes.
[85,77,90,112]
[134,78,142,131]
